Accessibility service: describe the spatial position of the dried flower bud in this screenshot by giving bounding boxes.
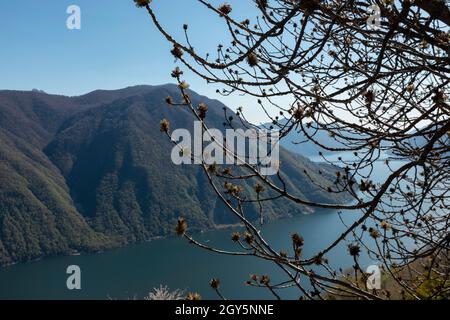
[231,185,242,195]
[171,45,184,59]
[348,243,361,257]
[171,67,183,78]
[405,84,415,93]
[165,96,173,104]
[260,275,270,285]
[134,0,151,8]
[380,221,392,231]
[254,183,264,194]
[291,233,304,247]
[369,228,380,239]
[218,3,232,15]
[198,103,208,119]
[186,292,201,300]
[432,89,446,104]
[363,90,375,104]
[175,218,187,236]
[209,278,221,290]
[293,107,304,120]
[160,119,170,132]
[247,52,258,67]
[420,39,429,49]
[178,81,190,90]
[231,232,241,242]
[244,232,254,245]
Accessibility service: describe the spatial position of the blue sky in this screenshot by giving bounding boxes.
[0,0,266,121]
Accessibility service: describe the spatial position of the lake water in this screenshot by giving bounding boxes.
[0,159,400,300]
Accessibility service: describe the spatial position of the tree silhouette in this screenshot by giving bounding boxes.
[136,0,449,299]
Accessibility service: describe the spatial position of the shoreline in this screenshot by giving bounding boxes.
[0,213,304,268]
[0,204,350,268]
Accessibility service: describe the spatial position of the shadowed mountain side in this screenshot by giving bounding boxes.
[0,85,351,265]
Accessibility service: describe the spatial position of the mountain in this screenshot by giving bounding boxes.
[261,118,359,159]
[281,126,348,158]
[269,119,406,160]
[0,85,351,265]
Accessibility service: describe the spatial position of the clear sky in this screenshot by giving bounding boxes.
[0,0,267,122]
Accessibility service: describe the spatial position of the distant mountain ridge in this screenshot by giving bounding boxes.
[0,85,351,265]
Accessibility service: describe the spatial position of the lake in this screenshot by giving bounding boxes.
[0,159,400,300]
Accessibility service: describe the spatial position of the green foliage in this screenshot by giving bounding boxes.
[413,272,450,300]
[0,85,351,265]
